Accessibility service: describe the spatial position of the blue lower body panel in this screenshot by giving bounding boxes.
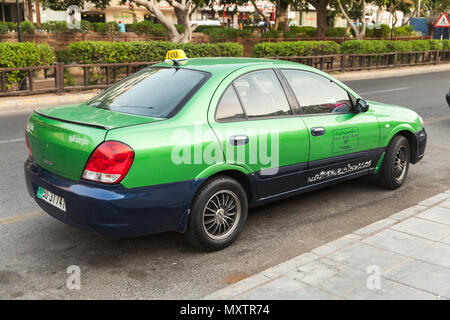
[24,159,204,237]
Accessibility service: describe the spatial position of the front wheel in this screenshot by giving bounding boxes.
[184,175,248,251]
[376,135,410,190]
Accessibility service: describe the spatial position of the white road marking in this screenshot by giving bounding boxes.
[360,87,411,95]
[0,138,25,144]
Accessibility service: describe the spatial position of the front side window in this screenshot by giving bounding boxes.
[87,67,208,118]
[233,70,291,118]
[282,70,353,115]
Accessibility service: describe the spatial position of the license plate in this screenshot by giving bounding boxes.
[36,186,66,212]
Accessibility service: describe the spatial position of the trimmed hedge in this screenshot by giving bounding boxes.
[0,42,53,86]
[253,40,449,57]
[252,41,341,57]
[67,41,243,64]
[340,40,445,54]
[127,21,184,37]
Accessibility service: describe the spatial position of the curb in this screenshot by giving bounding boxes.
[203,189,450,300]
[0,90,100,114]
[333,63,450,81]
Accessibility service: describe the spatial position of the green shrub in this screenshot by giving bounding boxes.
[68,41,243,64]
[194,25,221,33]
[54,49,74,64]
[0,22,8,34]
[442,40,450,51]
[0,42,53,88]
[92,22,120,35]
[260,29,281,39]
[340,40,445,53]
[326,27,347,37]
[42,21,69,33]
[366,24,391,38]
[428,39,443,50]
[20,21,35,34]
[6,22,17,32]
[393,25,415,37]
[252,41,340,57]
[208,27,252,40]
[289,26,317,37]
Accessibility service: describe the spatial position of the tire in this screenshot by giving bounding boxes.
[184,175,248,251]
[376,135,410,190]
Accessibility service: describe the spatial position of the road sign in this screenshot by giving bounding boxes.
[434,12,450,28]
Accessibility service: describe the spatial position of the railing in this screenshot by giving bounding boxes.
[0,61,157,97]
[268,50,450,72]
[1,50,449,97]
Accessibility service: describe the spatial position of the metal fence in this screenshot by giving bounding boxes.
[1,50,449,97]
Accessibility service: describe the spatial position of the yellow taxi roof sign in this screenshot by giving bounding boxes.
[165,49,188,65]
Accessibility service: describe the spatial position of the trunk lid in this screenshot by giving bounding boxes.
[27,104,162,181]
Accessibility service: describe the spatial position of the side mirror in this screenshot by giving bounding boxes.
[356,98,369,113]
[446,90,450,107]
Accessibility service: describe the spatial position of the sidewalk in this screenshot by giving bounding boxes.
[1,63,450,114]
[204,190,450,300]
[0,90,100,114]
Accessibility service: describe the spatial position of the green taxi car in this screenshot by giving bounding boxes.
[25,52,427,251]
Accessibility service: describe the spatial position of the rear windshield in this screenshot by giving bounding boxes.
[87,67,209,118]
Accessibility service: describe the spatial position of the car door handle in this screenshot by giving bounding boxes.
[229,135,249,146]
[311,127,326,136]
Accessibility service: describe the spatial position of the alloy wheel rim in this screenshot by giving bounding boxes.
[202,190,241,240]
[393,146,407,182]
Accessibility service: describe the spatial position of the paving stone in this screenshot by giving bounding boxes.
[311,234,362,257]
[327,242,406,273]
[390,217,450,241]
[417,207,450,225]
[440,236,450,245]
[362,228,434,256]
[284,258,367,297]
[343,278,437,300]
[384,258,450,296]
[202,274,272,300]
[411,242,450,268]
[389,205,428,221]
[418,193,450,207]
[264,252,319,276]
[236,276,333,300]
[353,218,397,236]
[439,201,450,210]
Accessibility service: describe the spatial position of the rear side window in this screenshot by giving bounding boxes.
[216,86,246,122]
[233,70,291,118]
[282,70,353,115]
[87,67,208,118]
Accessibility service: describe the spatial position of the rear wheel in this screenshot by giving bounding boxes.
[184,175,248,251]
[376,135,410,189]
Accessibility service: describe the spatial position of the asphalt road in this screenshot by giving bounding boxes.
[1,71,450,299]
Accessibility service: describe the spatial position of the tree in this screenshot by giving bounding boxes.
[334,0,368,39]
[375,0,413,38]
[418,0,450,36]
[305,0,331,38]
[41,0,208,43]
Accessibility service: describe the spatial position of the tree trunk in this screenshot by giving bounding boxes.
[316,2,328,39]
[274,1,289,32]
[133,0,181,42]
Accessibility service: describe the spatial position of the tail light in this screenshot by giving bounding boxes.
[25,124,32,158]
[82,141,134,184]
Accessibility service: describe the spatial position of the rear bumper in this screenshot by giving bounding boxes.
[411,128,427,164]
[24,159,204,238]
